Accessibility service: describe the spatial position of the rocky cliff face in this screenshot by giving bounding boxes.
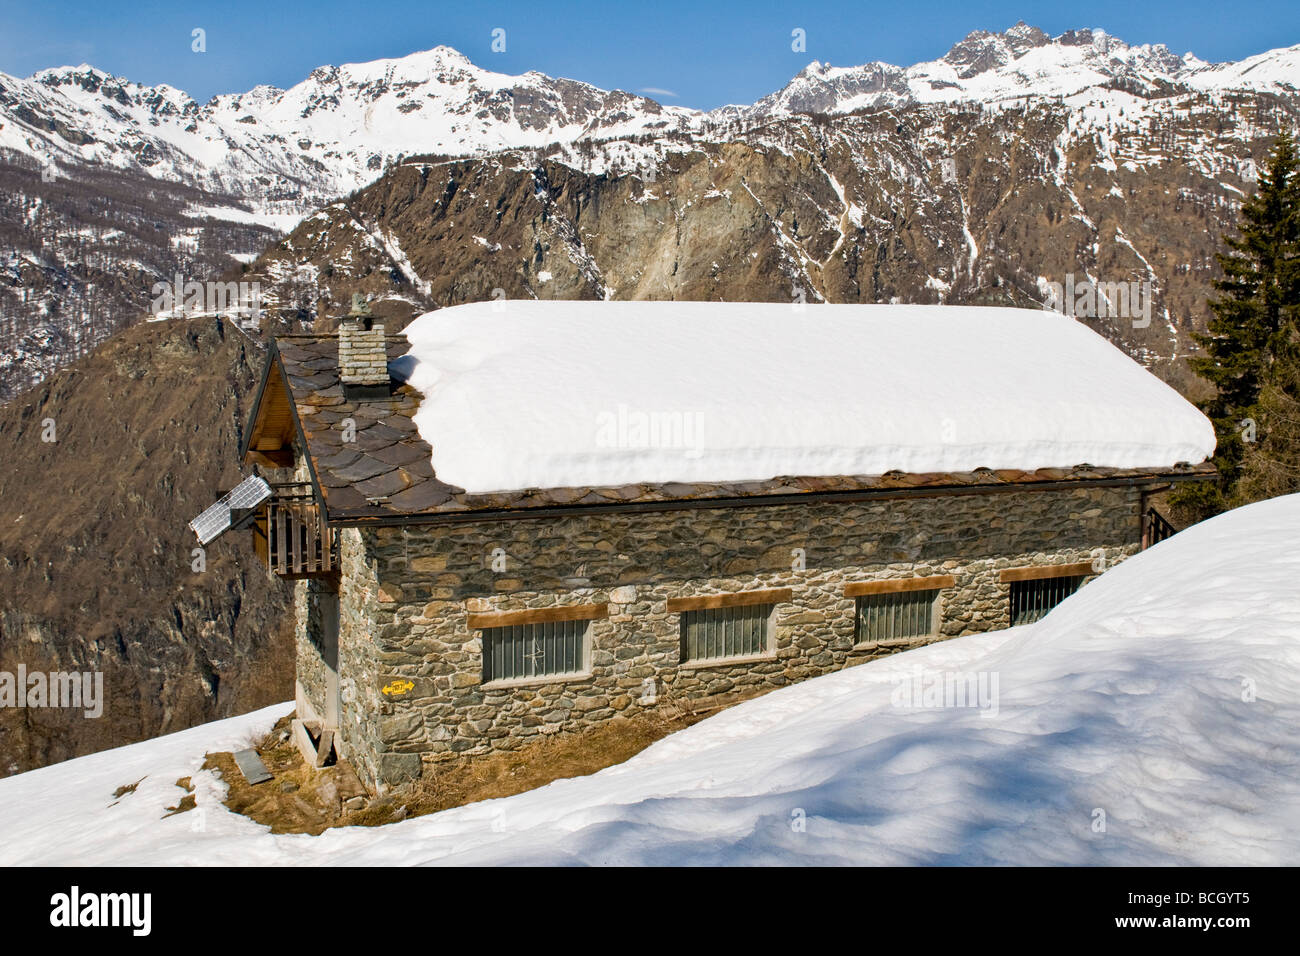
[0,317,293,776]
[0,156,279,401]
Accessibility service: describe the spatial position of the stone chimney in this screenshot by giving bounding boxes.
[338,294,389,397]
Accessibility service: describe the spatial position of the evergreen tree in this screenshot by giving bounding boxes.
[1172,131,1300,520]
[1237,314,1300,502]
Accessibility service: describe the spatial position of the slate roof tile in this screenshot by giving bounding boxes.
[369,442,429,466]
[353,469,414,499]
[329,456,395,483]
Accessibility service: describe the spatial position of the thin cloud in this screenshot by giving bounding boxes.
[638,87,678,98]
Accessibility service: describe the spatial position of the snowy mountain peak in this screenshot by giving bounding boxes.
[942,22,1052,78]
[0,43,702,212]
[32,63,114,83]
[2,24,1298,223]
[31,64,132,98]
[737,21,1300,123]
[936,22,1192,86]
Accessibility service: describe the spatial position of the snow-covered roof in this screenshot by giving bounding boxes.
[391,301,1215,495]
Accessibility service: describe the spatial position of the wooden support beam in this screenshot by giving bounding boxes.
[844,575,956,597]
[999,561,1096,583]
[247,448,293,468]
[276,506,287,574]
[467,603,609,630]
[666,588,793,613]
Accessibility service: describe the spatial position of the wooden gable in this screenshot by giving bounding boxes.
[242,357,296,468]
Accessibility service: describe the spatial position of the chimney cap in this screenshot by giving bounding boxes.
[349,293,372,317]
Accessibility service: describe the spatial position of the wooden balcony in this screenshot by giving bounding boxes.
[1141,507,1177,550]
[252,484,338,578]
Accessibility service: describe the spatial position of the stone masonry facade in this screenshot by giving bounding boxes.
[295,483,1145,791]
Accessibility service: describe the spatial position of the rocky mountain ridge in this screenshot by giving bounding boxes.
[244,84,1295,395]
[1,23,1297,400]
[3,22,1297,215]
[0,317,293,777]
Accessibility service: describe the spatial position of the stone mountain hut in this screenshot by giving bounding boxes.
[195,299,1217,790]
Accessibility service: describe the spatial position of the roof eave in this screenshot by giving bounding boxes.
[321,463,1218,528]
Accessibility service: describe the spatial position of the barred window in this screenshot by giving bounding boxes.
[856,589,938,643]
[680,604,772,663]
[482,619,588,683]
[1010,576,1082,625]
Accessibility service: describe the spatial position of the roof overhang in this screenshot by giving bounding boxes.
[324,463,1218,528]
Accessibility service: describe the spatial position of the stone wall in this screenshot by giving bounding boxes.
[303,484,1145,790]
[291,450,386,773]
[294,528,387,767]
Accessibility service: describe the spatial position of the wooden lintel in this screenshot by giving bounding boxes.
[844,575,956,597]
[467,603,609,629]
[666,588,794,613]
[999,561,1096,583]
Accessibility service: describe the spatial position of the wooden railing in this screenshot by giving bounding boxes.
[1141,507,1178,550]
[256,484,337,578]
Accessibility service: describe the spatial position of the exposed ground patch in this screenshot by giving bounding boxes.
[208,688,771,834]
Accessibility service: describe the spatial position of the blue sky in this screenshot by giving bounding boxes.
[2,0,1298,109]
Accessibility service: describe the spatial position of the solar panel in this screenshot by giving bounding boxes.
[188,475,272,545]
[227,475,272,510]
[189,504,232,546]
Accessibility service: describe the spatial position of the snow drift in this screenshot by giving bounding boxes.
[3,492,1298,865]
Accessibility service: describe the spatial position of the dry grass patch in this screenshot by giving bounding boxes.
[208,686,771,834]
[163,777,196,817]
[202,717,366,835]
[111,777,145,802]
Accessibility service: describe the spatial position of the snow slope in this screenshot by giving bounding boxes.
[393,301,1215,492]
[3,492,1298,866]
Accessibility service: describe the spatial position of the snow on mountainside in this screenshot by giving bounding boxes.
[1,21,1298,402]
[3,493,1298,866]
[3,24,1298,217]
[0,46,697,216]
[731,23,1299,122]
[1188,42,1300,90]
[0,47,693,397]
